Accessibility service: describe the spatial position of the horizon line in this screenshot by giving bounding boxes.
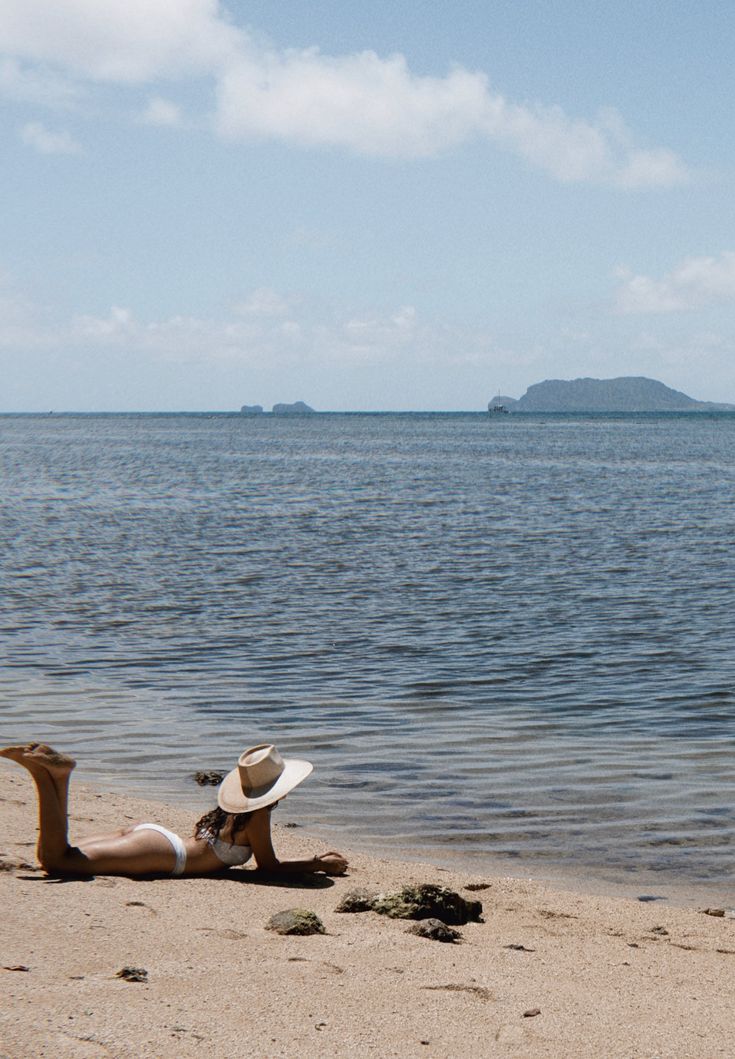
[3,408,734,417]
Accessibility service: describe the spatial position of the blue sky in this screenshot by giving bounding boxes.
[2,1,735,410]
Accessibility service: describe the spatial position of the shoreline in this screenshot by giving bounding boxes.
[98,768,735,913]
[2,767,735,1058]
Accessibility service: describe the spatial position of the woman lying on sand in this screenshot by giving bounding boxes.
[0,742,348,879]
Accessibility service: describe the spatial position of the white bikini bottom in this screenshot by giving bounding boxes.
[133,823,187,876]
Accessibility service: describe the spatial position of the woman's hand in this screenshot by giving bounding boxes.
[315,851,348,875]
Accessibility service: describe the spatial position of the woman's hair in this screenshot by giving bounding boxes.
[194,806,253,840]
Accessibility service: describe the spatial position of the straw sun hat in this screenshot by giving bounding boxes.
[217,744,313,813]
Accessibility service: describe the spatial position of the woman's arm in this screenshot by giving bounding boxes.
[246,808,348,875]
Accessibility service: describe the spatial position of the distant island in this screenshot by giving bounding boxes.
[240,401,315,415]
[489,377,735,413]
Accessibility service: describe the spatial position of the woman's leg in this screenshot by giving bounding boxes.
[31,764,84,871]
[1,745,180,876]
[0,744,84,872]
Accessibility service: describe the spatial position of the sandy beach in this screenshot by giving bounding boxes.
[1,766,734,1059]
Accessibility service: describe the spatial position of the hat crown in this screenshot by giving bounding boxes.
[217,744,312,813]
[237,744,285,796]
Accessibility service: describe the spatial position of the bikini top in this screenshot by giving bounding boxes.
[206,834,253,867]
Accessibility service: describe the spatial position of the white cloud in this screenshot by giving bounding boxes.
[0,0,239,82]
[72,306,134,336]
[3,273,733,407]
[329,305,419,363]
[0,57,79,106]
[342,304,416,347]
[615,252,735,313]
[216,50,490,159]
[482,99,688,188]
[216,47,688,185]
[234,287,291,317]
[62,301,426,366]
[141,95,182,126]
[616,148,688,190]
[0,283,505,373]
[20,120,81,154]
[0,0,689,187]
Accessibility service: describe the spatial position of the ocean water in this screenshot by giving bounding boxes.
[1,411,734,892]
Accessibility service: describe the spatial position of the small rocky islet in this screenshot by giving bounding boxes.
[240,401,315,415]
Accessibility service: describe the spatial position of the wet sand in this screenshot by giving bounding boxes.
[1,766,734,1058]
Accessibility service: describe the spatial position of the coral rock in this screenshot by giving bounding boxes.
[334,888,378,913]
[265,909,325,936]
[193,770,225,786]
[406,919,461,943]
[116,967,148,982]
[373,884,482,925]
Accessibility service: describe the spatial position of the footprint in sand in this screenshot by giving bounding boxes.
[495,1023,527,1044]
[197,927,247,940]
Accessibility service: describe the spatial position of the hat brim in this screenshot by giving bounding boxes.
[217,757,313,813]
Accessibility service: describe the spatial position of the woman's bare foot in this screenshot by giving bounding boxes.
[0,743,76,775]
[29,746,76,777]
[0,744,36,763]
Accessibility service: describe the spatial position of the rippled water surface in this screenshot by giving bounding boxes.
[2,412,734,889]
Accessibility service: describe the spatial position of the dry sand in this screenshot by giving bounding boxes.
[1,766,734,1059]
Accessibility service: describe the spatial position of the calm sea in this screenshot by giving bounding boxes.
[2,412,734,895]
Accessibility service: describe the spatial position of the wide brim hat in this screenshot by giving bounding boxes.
[217,744,313,813]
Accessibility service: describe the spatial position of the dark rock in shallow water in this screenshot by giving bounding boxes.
[265,909,325,936]
[372,884,482,925]
[193,770,225,786]
[335,888,379,913]
[406,918,461,943]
